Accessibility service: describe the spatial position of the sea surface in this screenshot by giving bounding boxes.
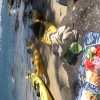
[0,0,14,100]
[0,0,34,100]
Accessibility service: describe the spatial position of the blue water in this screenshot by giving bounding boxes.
[0,0,35,100]
[0,0,15,100]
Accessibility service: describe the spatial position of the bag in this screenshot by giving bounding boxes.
[77,32,100,100]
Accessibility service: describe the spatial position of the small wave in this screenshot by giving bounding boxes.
[11,77,15,83]
[11,68,15,83]
[0,47,1,52]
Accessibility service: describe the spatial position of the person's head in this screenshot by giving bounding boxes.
[33,10,42,20]
[27,48,32,54]
[28,11,32,19]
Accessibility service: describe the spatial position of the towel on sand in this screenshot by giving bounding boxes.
[50,25,78,57]
[77,32,100,100]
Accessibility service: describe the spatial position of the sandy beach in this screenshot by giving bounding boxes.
[31,0,73,100]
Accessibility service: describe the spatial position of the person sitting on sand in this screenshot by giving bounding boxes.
[30,20,57,45]
[7,0,14,15]
[8,0,21,15]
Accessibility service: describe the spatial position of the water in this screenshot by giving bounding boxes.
[0,0,34,100]
[0,0,14,100]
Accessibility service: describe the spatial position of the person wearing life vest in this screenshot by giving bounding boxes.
[30,20,57,45]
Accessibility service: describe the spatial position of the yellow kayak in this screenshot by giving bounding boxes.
[27,41,45,76]
[27,72,54,100]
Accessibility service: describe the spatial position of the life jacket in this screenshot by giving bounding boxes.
[30,10,57,45]
[39,21,57,45]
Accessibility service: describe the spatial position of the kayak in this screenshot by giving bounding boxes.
[27,72,54,100]
[27,41,45,76]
